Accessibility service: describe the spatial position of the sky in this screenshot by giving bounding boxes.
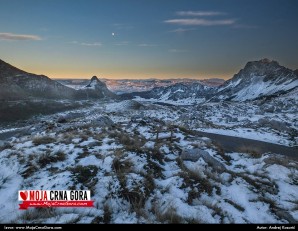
[0,0,298,80]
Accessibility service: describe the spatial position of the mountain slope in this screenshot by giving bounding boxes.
[0,59,77,100]
[211,59,298,101]
[0,59,116,100]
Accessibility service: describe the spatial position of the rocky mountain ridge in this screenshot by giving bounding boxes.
[0,59,115,100]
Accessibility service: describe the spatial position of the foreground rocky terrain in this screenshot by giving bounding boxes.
[0,100,297,224]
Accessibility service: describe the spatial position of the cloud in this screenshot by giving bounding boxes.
[169,28,196,33]
[71,41,102,47]
[164,18,236,26]
[0,32,42,41]
[115,41,130,46]
[81,42,102,46]
[138,43,157,47]
[169,49,188,53]
[177,11,225,17]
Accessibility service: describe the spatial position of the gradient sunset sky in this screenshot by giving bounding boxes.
[0,0,297,79]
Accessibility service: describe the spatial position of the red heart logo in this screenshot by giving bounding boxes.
[20,191,28,201]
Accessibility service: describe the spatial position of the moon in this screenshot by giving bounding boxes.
[112,32,115,36]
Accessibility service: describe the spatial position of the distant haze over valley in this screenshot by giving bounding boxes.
[56,78,225,94]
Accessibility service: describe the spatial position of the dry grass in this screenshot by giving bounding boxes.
[38,150,66,168]
[16,208,57,223]
[178,157,213,197]
[145,158,164,179]
[212,142,232,164]
[33,136,56,146]
[187,188,200,204]
[153,203,184,224]
[21,163,39,178]
[112,157,133,175]
[237,146,263,158]
[70,165,98,195]
[177,126,196,136]
[202,199,225,223]
[264,155,295,167]
[180,169,213,196]
[61,131,78,144]
[143,172,155,198]
[91,204,112,224]
[237,173,279,195]
[224,199,245,212]
[70,165,98,183]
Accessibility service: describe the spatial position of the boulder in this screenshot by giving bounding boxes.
[259,118,290,132]
[226,116,238,123]
[87,141,102,148]
[57,116,67,123]
[258,118,270,127]
[57,113,82,123]
[93,116,114,127]
[181,148,226,172]
[269,120,289,132]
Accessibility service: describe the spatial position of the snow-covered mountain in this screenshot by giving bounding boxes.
[123,59,297,104]
[122,82,216,104]
[211,59,298,101]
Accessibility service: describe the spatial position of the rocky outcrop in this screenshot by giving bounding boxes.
[92,116,114,127]
[77,76,116,99]
[258,118,291,132]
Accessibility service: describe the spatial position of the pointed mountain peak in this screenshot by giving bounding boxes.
[260,58,274,64]
[90,76,100,82]
[244,58,280,69]
[258,58,280,66]
[85,76,106,89]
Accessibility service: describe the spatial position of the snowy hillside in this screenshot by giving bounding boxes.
[0,100,297,224]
